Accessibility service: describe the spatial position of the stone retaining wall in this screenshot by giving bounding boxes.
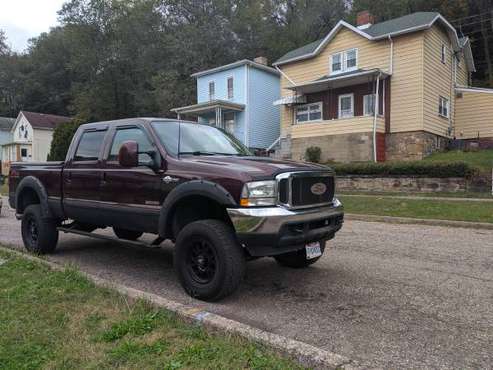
[336,175,467,193]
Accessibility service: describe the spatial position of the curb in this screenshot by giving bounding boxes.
[346,213,493,230]
[0,246,359,370]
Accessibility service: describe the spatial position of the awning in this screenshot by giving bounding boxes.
[273,95,307,106]
[171,99,245,116]
[286,69,390,95]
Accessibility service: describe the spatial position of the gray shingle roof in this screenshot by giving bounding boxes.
[275,12,441,65]
[0,117,15,131]
[363,12,439,37]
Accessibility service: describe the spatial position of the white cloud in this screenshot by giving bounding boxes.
[0,0,65,52]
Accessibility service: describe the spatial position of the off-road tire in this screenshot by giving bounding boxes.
[174,219,246,301]
[21,205,59,254]
[113,228,143,241]
[274,242,325,268]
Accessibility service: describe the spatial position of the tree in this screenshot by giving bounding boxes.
[47,119,84,161]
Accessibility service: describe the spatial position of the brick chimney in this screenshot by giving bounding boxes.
[356,10,374,29]
[254,56,268,66]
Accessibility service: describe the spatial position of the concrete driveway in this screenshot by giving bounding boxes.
[1,197,492,369]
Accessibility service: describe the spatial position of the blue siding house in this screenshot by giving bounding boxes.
[172,58,280,150]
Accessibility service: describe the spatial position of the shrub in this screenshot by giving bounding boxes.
[330,160,478,178]
[47,119,84,161]
[305,146,321,163]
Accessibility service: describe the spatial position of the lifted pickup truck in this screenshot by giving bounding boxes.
[9,118,344,301]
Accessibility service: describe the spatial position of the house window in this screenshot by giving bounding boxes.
[209,81,215,100]
[21,148,27,157]
[227,77,234,99]
[441,44,447,64]
[338,94,354,118]
[330,49,358,75]
[331,53,342,74]
[438,96,449,118]
[296,102,323,123]
[363,94,383,116]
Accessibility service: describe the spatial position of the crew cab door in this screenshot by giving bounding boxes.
[63,126,108,224]
[99,124,163,233]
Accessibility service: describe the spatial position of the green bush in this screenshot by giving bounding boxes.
[330,160,478,178]
[305,146,321,163]
[47,119,84,161]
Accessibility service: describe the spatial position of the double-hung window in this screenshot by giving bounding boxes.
[296,102,322,123]
[227,77,234,99]
[209,81,215,100]
[330,49,358,75]
[363,94,383,116]
[438,96,449,118]
[338,94,354,118]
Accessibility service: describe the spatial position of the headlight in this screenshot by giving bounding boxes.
[240,180,277,207]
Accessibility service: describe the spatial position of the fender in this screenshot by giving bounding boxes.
[158,180,237,238]
[15,176,52,218]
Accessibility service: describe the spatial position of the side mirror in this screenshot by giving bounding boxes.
[118,141,139,167]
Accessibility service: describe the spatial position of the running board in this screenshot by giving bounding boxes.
[57,227,162,248]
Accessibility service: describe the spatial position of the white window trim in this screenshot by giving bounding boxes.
[438,96,449,118]
[338,94,354,118]
[227,76,234,99]
[330,48,358,75]
[295,102,323,124]
[441,44,447,64]
[208,80,215,101]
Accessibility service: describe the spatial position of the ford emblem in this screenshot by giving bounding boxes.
[310,182,327,195]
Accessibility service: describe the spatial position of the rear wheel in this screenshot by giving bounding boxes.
[174,219,246,301]
[274,242,325,268]
[113,228,143,241]
[21,205,59,254]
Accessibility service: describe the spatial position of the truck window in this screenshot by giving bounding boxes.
[74,130,107,161]
[108,127,152,162]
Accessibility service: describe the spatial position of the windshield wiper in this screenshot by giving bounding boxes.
[178,151,217,156]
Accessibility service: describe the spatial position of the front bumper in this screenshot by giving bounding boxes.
[227,199,344,257]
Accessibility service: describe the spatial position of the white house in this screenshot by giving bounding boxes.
[1,111,71,176]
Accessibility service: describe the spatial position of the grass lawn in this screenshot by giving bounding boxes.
[424,149,493,172]
[0,250,302,370]
[1,182,8,196]
[339,195,493,223]
[338,191,493,199]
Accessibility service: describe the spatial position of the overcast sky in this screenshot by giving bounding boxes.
[0,0,65,52]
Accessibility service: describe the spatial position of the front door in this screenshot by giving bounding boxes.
[99,124,163,233]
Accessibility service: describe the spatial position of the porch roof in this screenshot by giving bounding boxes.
[286,69,390,95]
[171,100,245,115]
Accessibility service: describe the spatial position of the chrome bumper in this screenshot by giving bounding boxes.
[227,199,344,257]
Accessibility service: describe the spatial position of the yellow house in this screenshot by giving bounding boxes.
[273,11,491,162]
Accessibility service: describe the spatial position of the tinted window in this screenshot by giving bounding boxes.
[109,127,152,162]
[74,130,106,161]
[151,121,251,157]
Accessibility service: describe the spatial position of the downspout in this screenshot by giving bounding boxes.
[275,66,296,86]
[244,64,249,147]
[373,73,381,162]
[388,35,393,74]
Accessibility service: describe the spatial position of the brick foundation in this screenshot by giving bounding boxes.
[386,131,448,161]
[290,132,375,162]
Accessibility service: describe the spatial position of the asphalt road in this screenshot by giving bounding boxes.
[1,197,492,369]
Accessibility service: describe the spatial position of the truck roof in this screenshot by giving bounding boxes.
[79,117,196,129]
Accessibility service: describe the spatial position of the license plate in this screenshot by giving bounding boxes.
[305,242,322,260]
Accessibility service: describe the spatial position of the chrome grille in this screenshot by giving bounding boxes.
[276,171,335,209]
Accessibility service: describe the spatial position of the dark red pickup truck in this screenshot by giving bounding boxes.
[9,118,344,300]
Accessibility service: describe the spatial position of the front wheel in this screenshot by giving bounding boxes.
[274,242,325,268]
[21,205,59,254]
[174,219,246,301]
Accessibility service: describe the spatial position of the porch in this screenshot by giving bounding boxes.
[171,100,245,136]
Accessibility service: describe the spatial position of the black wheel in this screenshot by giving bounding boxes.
[21,205,59,254]
[174,219,246,301]
[113,228,143,241]
[274,242,325,268]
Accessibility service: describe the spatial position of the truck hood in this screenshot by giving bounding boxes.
[178,155,331,179]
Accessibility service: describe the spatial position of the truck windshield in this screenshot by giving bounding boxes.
[151,121,252,157]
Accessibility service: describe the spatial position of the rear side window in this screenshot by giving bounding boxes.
[74,130,106,161]
[108,127,153,162]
